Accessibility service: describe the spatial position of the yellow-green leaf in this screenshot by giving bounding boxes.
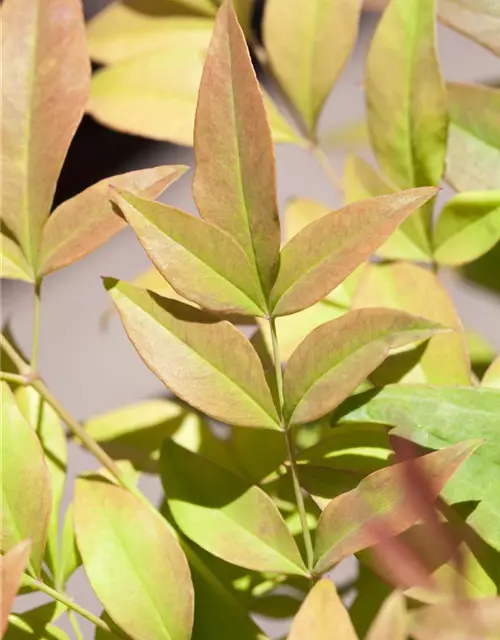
[75,477,193,640]
[106,279,280,429]
[1,541,32,637]
[446,82,500,192]
[56,505,81,588]
[1,0,90,269]
[270,188,437,317]
[193,1,281,297]
[263,93,307,147]
[5,615,70,640]
[283,308,446,425]
[366,591,407,640]
[0,233,33,283]
[287,579,358,640]
[161,440,308,576]
[483,356,500,389]
[264,0,363,134]
[438,0,500,56]
[434,191,500,266]
[114,191,267,316]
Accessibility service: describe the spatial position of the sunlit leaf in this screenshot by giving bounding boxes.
[114,191,267,316]
[313,441,478,573]
[5,615,70,640]
[366,591,406,640]
[160,440,308,575]
[106,280,280,429]
[353,262,471,385]
[283,308,446,425]
[467,330,497,380]
[75,476,193,640]
[56,505,81,588]
[0,233,33,283]
[1,384,51,577]
[483,356,500,389]
[270,188,437,316]
[1,541,31,637]
[438,0,500,56]
[446,82,500,192]
[1,0,90,269]
[193,1,280,297]
[287,579,358,639]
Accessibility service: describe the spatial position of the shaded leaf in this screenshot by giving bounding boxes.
[353,262,471,385]
[1,541,31,637]
[270,188,437,316]
[1,384,51,577]
[193,1,280,297]
[75,476,193,640]
[438,0,500,56]
[366,591,406,640]
[1,0,90,268]
[5,616,70,640]
[0,234,33,283]
[124,0,217,15]
[287,579,358,640]
[230,427,287,484]
[106,280,280,428]
[467,330,497,380]
[483,356,500,389]
[446,82,500,191]
[313,441,478,573]
[264,0,363,133]
[114,191,267,316]
[160,440,308,575]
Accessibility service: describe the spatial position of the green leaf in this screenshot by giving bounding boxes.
[434,191,500,266]
[193,1,281,297]
[0,233,34,283]
[313,441,478,574]
[1,384,51,577]
[106,280,280,429]
[39,166,186,276]
[5,615,70,640]
[264,0,363,134]
[270,188,437,316]
[438,0,500,56]
[14,387,67,581]
[56,505,81,588]
[287,579,358,640]
[337,385,500,549]
[353,262,471,385]
[1,0,90,269]
[483,356,500,389]
[366,592,407,640]
[446,82,500,191]
[114,191,267,316]
[160,440,308,576]
[75,476,193,640]
[263,93,307,147]
[1,541,32,637]
[230,427,287,484]
[283,308,446,425]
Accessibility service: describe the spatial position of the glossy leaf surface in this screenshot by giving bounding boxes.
[1,541,31,637]
[106,280,280,429]
[439,0,500,56]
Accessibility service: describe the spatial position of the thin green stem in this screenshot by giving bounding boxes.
[311,144,344,194]
[31,280,42,372]
[68,610,84,640]
[0,334,29,374]
[0,372,27,384]
[269,317,285,410]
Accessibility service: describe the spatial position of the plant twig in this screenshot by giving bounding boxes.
[31,280,42,372]
[311,144,344,194]
[0,372,27,384]
[68,610,84,640]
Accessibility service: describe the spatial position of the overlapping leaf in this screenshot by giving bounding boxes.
[56,505,81,588]
[1,541,32,637]
[483,356,500,389]
[438,0,500,56]
[0,233,33,283]
[366,592,407,640]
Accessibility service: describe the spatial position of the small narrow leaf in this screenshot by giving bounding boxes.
[366,591,407,640]
[0,234,33,283]
[438,0,500,56]
[287,579,358,640]
[56,505,81,588]
[160,440,308,576]
[1,0,90,268]
[114,191,267,316]
[193,1,281,296]
[1,384,51,577]
[39,165,186,275]
[483,356,500,389]
[434,191,500,266]
[270,188,437,317]
[75,477,193,640]
[5,615,70,640]
[283,308,446,425]
[264,0,363,133]
[446,82,500,191]
[1,541,32,637]
[106,280,280,429]
[314,441,478,574]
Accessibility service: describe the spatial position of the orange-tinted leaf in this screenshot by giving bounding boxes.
[270,188,437,317]
[1,0,90,268]
[1,540,32,638]
[39,165,186,275]
[366,591,407,640]
[193,1,280,297]
[313,441,479,574]
[439,0,500,57]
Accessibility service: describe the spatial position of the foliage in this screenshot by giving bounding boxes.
[1,0,500,638]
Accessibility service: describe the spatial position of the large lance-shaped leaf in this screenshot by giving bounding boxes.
[1,0,90,268]
[446,82,500,192]
[336,384,500,551]
[438,0,500,56]
[160,440,308,576]
[1,541,32,637]
[1,384,51,576]
[114,191,267,316]
[270,188,437,317]
[283,308,446,425]
[287,579,358,640]
[74,477,193,640]
[353,262,471,385]
[0,233,33,283]
[39,165,186,275]
[264,0,363,134]
[434,191,500,266]
[193,1,280,297]
[106,280,280,429]
[313,441,478,574]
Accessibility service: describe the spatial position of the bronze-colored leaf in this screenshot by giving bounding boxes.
[1,541,32,638]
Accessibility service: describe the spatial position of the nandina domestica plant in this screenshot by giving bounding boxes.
[1,0,500,639]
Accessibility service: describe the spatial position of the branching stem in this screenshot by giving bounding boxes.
[31,280,42,372]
